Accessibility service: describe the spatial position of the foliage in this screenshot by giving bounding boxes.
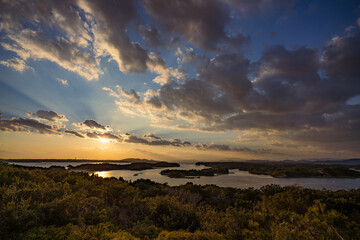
[1,164,360,239]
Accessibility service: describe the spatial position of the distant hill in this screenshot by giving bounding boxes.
[0,158,159,163]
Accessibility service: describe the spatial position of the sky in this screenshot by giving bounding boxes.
[0,0,360,161]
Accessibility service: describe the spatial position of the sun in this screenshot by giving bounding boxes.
[98,137,110,143]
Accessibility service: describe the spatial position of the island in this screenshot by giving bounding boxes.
[160,168,229,178]
[196,161,360,178]
[69,162,180,171]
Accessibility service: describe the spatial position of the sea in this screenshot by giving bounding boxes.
[5,161,360,191]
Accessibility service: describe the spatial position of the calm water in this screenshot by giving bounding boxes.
[7,162,360,191]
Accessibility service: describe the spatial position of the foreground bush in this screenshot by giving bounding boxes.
[0,164,359,239]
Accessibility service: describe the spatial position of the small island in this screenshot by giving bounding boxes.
[160,168,229,178]
[196,161,360,178]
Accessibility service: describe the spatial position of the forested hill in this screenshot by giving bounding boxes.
[196,161,360,178]
[1,163,360,240]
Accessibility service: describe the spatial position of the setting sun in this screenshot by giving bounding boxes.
[98,138,110,144]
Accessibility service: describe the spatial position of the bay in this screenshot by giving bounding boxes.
[7,162,360,191]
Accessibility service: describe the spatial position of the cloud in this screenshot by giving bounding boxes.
[0,109,314,155]
[64,130,84,138]
[0,110,70,136]
[76,0,178,84]
[28,110,68,122]
[246,45,322,112]
[0,117,61,135]
[2,29,100,80]
[194,143,273,154]
[118,88,141,104]
[200,53,252,103]
[105,35,359,135]
[78,0,151,74]
[106,80,233,122]
[0,58,32,72]
[124,133,191,147]
[322,31,360,100]
[223,0,296,15]
[102,26,360,155]
[143,133,162,140]
[143,0,249,51]
[0,0,178,81]
[137,24,164,48]
[0,0,88,38]
[0,0,181,87]
[56,78,69,87]
[146,52,185,85]
[86,132,121,142]
[0,0,101,80]
[198,111,324,132]
[175,48,207,65]
[73,119,111,132]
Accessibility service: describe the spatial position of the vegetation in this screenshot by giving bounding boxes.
[197,162,360,178]
[160,168,229,178]
[1,163,360,239]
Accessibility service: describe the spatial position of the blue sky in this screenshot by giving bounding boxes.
[0,0,360,160]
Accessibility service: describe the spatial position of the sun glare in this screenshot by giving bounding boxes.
[99,137,110,143]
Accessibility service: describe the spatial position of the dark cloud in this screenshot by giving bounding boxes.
[120,88,141,104]
[253,45,320,86]
[143,0,249,51]
[125,134,191,147]
[148,79,235,119]
[200,53,252,102]
[322,31,360,100]
[194,143,273,154]
[80,0,150,73]
[64,130,84,138]
[86,132,121,141]
[76,120,108,131]
[137,24,163,48]
[243,45,321,113]
[146,96,162,109]
[143,133,162,140]
[223,0,296,15]
[0,117,61,135]
[29,110,67,122]
[200,111,325,131]
[291,104,360,143]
